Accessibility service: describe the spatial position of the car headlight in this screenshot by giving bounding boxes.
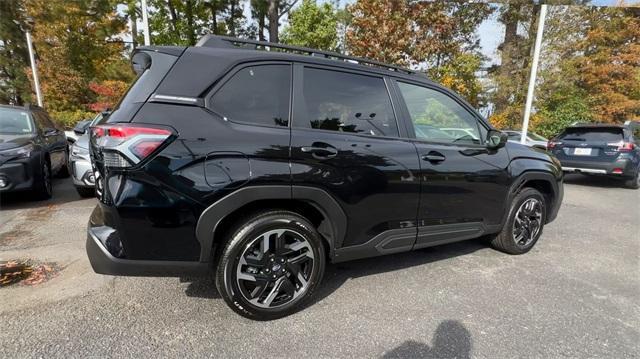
[0,144,34,159]
[71,144,90,157]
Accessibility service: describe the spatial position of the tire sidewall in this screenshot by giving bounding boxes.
[504,188,547,253]
[216,212,326,320]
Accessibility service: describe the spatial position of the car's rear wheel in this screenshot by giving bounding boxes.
[624,168,640,189]
[490,188,546,255]
[33,159,52,200]
[215,210,325,320]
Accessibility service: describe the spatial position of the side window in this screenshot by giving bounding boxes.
[397,82,483,145]
[38,111,57,130]
[507,132,521,141]
[31,112,47,132]
[633,126,640,144]
[298,67,399,137]
[211,64,291,127]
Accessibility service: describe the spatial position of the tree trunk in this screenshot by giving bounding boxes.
[186,0,196,45]
[228,0,237,37]
[495,3,521,115]
[130,6,138,48]
[208,0,219,34]
[268,0,279,43]
[167,0,180,40]
[258,14,265,41]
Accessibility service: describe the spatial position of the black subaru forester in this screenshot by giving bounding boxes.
[87,35,564,320]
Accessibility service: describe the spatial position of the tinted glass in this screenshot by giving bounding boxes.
[0,108,35,134]
[397,82,481,145]
[212,65,291,127]
[507,132,522,141]
[558,128,623,142]
[299,68,398,137]
[528,132,547,141]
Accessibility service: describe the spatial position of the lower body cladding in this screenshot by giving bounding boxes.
[0,157,38,193]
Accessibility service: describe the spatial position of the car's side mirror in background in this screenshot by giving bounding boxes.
[487,130,508,149]
[73,120,91,135]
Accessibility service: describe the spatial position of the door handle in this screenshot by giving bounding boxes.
[301,145,338,159]
[422,151,446,163]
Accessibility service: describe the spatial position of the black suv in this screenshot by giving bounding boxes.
[549,122,640,189]
[87,36,564,320]
[0,104,69,199]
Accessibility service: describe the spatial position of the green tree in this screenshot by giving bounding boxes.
[0,0,32,105]
[281,0,338,51]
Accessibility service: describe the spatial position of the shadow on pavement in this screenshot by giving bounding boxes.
[382,320,472,359]
[562,173,626,189]
[181,239,486,307]
[0,178,89,211]
[311,239,485,306]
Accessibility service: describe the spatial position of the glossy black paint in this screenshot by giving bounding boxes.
[87,43,564,273]
[0,105,67,193]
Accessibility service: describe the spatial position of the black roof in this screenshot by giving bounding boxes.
[196,35,426,78]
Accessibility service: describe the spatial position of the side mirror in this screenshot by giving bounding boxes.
[487,130,508,149]
[73,120,91,135]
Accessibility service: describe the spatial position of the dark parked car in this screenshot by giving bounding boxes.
[0,104,68,199]
[549,122,640,189]
[87,36,564,320]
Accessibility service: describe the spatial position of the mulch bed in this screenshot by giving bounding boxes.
[0,260,58,287]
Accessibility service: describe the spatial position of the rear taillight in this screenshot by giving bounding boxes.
[547,140,561,149]
[607,141,635,152]
[91,124,173,168]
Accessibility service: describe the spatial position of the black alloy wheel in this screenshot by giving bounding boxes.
[216,210,325,320]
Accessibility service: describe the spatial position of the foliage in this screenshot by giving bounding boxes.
[50,109,96,129]
[88,80,129,112]
[346,0,491,107]
[281,0,338,51]
[0,0,32,105]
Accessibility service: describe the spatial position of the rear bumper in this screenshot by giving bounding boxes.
[87,225,209,277]
[0,157,38,193]
[70,155,95,188]
[559,157,636,177]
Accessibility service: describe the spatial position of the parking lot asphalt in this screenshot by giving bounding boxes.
[0,174,638,358]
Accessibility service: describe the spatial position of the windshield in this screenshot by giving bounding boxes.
[0,108,35,134]
[559,127,623,142]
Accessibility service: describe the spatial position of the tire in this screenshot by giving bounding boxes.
[624,168,640,189]
[33,159,52,200]
[215,210,326,320]
[55,151,70,178]
[75,186,95,198]
[490,188,546,255]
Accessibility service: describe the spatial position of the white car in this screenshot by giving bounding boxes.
[504,130,548,150]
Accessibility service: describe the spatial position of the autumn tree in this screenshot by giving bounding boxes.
[0,0,32,105]
[281,0,339,51]
[346,0,491,106]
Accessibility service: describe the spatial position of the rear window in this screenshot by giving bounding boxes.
[558,128,623,142]
[101,51,179,124]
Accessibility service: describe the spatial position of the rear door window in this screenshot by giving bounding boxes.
[296,67,399,137]
[211,64,291,127]
[558,128,623,142]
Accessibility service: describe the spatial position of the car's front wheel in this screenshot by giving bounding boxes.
[490,188,546,255]
[215,210,326,320]
[33,159,52,200]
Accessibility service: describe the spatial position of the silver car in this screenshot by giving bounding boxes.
[68,113,103,197]
[504,130,548,150]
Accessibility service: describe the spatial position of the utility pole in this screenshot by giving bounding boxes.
[521,4,547,144]
[141,0,151,46]
[14,17,43,107]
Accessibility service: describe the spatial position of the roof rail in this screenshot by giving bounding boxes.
[196,34,424,77]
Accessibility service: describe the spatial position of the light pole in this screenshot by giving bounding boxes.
[521,4,547,144]
[140,0,150,46]
[14,17,43,107]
